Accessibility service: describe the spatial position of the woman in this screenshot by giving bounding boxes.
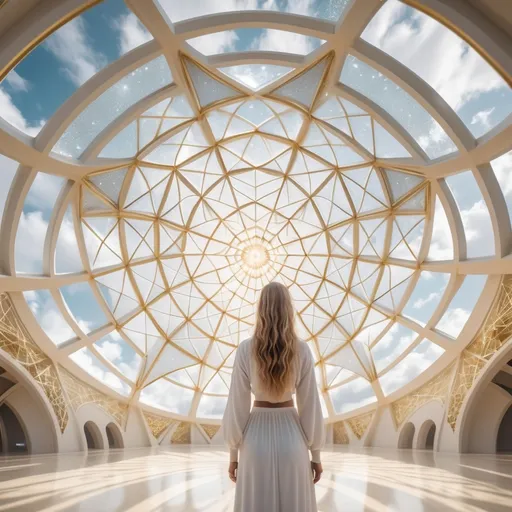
[222,282,325,512]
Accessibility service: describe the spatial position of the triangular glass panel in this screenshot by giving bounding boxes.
[88,168,128,205]
[397,187,426,212]
[184,57,245,109]
[327,343,369,378]
[219,64,293,91]
[374,122,411,158]
[349,116,374,155]
[269,56,330,111]
[82,187,115,212]
[145,344,196,384]
[384,169,424,203]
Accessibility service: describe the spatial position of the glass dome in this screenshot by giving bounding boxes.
[1,0,511,422]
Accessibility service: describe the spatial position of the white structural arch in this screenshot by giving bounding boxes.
[0,0,511,426]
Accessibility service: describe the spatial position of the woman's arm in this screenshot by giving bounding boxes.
[222,340,252,463]
[296,343,325,464]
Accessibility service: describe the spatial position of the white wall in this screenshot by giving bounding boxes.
[73,404,152,450]
[75,404,113,450]
[6,386,56,454]
[369,407,398,448]
[368,401,445,450]
[58,413,84,452]
[191,424,209,444]
[124,407,151,448]
[466,382,512,454]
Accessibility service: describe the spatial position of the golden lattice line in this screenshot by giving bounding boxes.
[447,275,512,430]
[346,411,373,440]
[143,411,178,439]
[0,294,68,432]
[171,421,191,444]
[391,362,456,429]
[200,423,221,440]
[333,421,349,444]
[59,366,129,428]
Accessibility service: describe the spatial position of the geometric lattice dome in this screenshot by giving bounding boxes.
[1,0,511,423]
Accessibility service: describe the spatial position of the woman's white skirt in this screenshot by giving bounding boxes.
[234,407,317,512]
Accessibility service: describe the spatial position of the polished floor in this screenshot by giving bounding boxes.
[0,447,511,511]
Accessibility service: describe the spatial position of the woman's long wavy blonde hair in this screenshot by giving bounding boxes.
[253,282,298,398]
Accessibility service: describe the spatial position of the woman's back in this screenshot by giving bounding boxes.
[238,337,310,403]
[222,282,324,512]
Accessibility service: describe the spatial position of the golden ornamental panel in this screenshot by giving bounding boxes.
[0,294,68,432]
[143,411,178,439]
[171,421,191,444]
[333,421,349,444]
[346,412,373,440]
[447,352,486,431]
[59,367,129,428]
[466,276,512,361]
[391,362,455,429]
[200,424,221,440]
[447,276,512,431]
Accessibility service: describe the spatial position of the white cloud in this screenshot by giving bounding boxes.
[71,348,130,395]
[97,340,122,361]
[5,71,30,92]
[197,395,228,418]
[158,0,261,23]
[187,31,239,56]
[113,13,153,55]
[362,0,504,112]
[0,88,45,136]
[422,271,434,280]
[16,211,47,273]
[427,197,453,260]
[379,340,444,395]
[95,334,141,382]
[39,307,77,343]
[250,30,316,55]
[24,290,77,344]
[491,150,512,199]
[44,17,107,86]
[17,205,84,275]
[25,173,64,211]
[140,377,194,414]
[118,360,140,381]
[417,120,451,154]
[158,0,322,22]
[373,324,417,372]
[330,377,377,414]
[413,291,440,309]
[460,199,495,258]
[470,108,495,130]
[436,307,469,338]
[55,215,84,274]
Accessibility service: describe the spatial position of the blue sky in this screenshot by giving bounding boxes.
[0,0,152,134]
[361,0,512,140]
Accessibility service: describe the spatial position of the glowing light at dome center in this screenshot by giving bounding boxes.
[242,243,269,270]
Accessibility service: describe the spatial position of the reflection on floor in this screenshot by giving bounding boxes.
[0,447,511,511]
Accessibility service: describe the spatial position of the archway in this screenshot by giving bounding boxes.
[84,421,104,450]
[398,422,415,449]
[497,405,512,453]
[0,404,28,454]
[105,422,124,449]
[416,420,436,450]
